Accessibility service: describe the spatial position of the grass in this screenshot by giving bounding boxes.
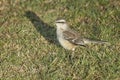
[0,0,120,80]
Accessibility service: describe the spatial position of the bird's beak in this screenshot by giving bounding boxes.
[55,21,58,23]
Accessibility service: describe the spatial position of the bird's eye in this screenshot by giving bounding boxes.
[56,22,65,24]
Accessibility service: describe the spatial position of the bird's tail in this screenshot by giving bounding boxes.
[83,38,109,44]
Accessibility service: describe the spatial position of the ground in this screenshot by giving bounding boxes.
[0,0,120,80]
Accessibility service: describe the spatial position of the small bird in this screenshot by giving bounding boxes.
[55,19,108,51]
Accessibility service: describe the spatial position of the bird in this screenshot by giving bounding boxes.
[55,19,109,51]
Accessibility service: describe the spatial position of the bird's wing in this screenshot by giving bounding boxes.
[63,30,85,45]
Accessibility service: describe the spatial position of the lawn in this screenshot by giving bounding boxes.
[0,0,120,80]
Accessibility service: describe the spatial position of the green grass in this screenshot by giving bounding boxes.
[0,0,120,80]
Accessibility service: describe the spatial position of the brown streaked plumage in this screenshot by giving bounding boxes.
[55,19,109,51]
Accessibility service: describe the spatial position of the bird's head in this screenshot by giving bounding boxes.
[55,19,68,30]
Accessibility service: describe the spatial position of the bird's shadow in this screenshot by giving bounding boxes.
[25,11,58,45]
